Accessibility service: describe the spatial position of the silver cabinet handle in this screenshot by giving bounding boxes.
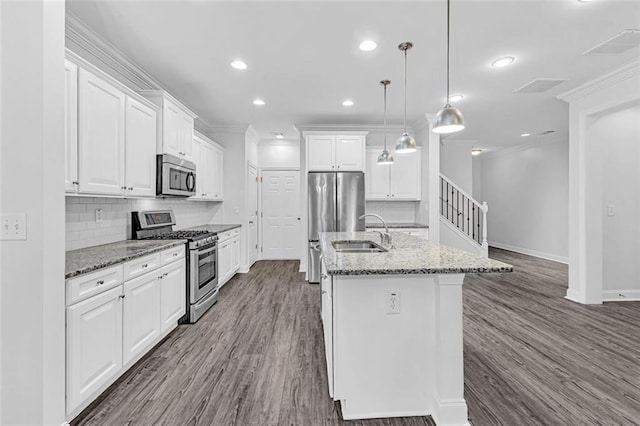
[321,290,327,295]
[121,186,127,190]
[142,264,148,268]
[158,275,163,280]
[119,295,125,299]
[164,272,168,277]
[72,180,79,185]
[128,187,133,191]
[173,253,178,257]
[321,274,328,279]
[96,280,104,285]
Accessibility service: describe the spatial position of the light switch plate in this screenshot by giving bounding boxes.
[95,208,104,223]
[607,205,615,217]
[386,291,400,314]
[1,213,27,240]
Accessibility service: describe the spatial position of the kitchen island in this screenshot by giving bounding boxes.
[319,231,512,425]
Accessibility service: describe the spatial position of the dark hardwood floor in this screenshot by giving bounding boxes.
[73,251,640,426]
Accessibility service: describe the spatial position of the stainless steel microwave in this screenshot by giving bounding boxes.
[157,154,196,197]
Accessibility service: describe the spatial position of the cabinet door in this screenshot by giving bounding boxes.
[160,260,186,333]
[123,271,160,365]
[125,97,157,198]
[64,60,79,193]
[335,135,364,171]
[66,286,123,414]
[390,151,421,200]
[307,135,336,171]
[218,242,231,286]
[162,101,181,157]
[365,149,391,200]
[231,237,240,273]
[201,142,215,199]
[211,145,224,200]
[190,136,203,199]
[78,69,125,195]
[179,111,194,161]
[320,263,334,397]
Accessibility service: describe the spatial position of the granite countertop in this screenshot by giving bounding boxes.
[186,224,241,234]
[320,231,512,276]
[365,222,428,229]
[66,239,186,279]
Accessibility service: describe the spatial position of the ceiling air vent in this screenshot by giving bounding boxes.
[584,29,640,55]
[536,130,555,136]
[514,79,567,94]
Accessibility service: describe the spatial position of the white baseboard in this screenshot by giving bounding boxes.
[488,241,568,264]
[602,289,640,302]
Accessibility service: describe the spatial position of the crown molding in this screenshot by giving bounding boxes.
[198,123,249,135]
[295,123,411,134]
[556,60,640,103]
[479,134,567,161]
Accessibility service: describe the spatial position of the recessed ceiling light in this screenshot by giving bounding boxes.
[359,40,377,51]
[491,56,515,68]
[253,98,265,106]
[471,148,483,156]
[577,0,592,2]
[274,133,284,139]
[342,100,354,107]
[448,94,464,103]
[231,60,247,70]
[521,133,531,137]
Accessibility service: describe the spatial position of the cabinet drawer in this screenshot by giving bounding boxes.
[218,227,239,243]
[123,253,161,280]
[161,245,185,265]
[66,265,123,306]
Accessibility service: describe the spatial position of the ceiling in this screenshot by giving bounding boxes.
[66,0,640,150]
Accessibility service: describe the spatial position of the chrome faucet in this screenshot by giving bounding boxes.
[358,213,391,246]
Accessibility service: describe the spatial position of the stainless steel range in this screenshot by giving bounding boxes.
[132,210,218,323]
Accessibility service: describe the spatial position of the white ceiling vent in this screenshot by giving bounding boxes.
[584,29,640,55]
[514,79,567,94]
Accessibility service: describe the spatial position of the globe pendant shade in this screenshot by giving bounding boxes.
[433,104,465,134]
[377,148,394,165]
[395,132,417,153]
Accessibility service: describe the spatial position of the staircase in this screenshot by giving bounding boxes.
[439,174,488,257]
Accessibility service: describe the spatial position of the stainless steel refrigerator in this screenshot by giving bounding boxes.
[308,171,365,283]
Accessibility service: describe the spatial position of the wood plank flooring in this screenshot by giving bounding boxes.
[73,251,640,426]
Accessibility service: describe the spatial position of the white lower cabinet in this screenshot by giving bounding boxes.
[123,271,161,365]
[66,246,186,418]
[218,228,241,287]
[66,286,123,415]
[320,261,334,397]
[160,261,186,333]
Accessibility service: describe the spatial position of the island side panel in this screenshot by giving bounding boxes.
[432,273,469,426]
[333,274,435,420]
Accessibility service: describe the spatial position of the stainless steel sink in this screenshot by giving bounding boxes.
[332,240,388,253]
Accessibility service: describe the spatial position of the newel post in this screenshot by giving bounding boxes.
[481,202,489,257]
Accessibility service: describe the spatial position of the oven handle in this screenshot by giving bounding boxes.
[196,243,218,255]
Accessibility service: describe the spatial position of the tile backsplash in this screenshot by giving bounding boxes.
[66,196,223,250]
[365,201,419,224]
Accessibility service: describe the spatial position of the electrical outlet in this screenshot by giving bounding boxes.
[386,291,400,314]
[95,208,104,223]
[1,213,27,240]
[607,205,615,217]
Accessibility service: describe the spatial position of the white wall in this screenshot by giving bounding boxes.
[0,1,66,424]
[65,197,223,250]
[440,142,474,196]
[593,104,640,298]
[258,139,300,169]
[476,139,569,263]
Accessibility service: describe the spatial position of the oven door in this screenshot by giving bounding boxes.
[190,242,218,303]
[161,162,196,196]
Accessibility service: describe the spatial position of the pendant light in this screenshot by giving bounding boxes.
[377,80,394,165]
[395,42,417,154]
[433,0,465,134]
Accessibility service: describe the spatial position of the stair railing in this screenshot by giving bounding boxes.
[439,174,488,254]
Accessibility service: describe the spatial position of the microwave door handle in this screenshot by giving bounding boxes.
[187,172,196,192]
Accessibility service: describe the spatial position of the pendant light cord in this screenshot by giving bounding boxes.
[403,48,408,133]
[446,0,451,104]
[383,83,388,150]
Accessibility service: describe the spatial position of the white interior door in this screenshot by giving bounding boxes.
[262,170,301,260]
[248,163,259,265]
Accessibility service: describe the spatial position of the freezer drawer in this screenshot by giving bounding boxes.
[308,241,322,284]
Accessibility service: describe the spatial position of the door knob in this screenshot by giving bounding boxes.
[297,217,301,220]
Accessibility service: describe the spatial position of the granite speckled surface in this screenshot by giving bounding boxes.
[186,224,241,234]
[320,231,512,276]
[66,240,186,279]
[366,222,428,229]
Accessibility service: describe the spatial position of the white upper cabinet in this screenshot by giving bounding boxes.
[125,97,157,197]
[306,133,367,172]
[78,68,126,195]
[335,136,365,171]
[64,60,79,193]
[365,147,421,200]
[191,131,224,201]
[140,91,197,162]
[307,135,336,171]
